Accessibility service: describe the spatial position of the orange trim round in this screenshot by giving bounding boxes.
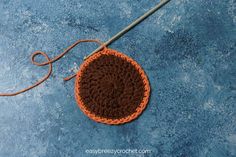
[74,48,151,125]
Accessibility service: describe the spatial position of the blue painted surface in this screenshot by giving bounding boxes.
[0,0,235,156]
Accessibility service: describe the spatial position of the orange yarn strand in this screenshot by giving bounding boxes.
[0,39,106,96]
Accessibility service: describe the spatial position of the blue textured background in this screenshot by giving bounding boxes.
[0,0,235,157]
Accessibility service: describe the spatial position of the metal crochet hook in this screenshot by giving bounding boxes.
[84,0,171,60]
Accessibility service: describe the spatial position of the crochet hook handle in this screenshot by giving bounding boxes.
[84,0,171,60]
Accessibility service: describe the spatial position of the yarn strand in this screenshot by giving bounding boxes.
[0,39,106,96]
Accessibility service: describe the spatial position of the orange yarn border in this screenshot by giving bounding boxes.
[74,48,151,125]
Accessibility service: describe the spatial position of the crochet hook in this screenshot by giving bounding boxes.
[0,0,171,96]
[84,0,171,60]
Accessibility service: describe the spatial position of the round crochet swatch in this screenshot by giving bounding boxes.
[75,48,150,125]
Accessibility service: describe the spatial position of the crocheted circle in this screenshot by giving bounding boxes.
[75,48,150,125]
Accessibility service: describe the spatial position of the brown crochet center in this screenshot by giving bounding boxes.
[78,51,146,120]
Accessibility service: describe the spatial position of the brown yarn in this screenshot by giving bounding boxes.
[79,51,145,119]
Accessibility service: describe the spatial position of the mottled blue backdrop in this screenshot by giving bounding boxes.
[0,0,235,157]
